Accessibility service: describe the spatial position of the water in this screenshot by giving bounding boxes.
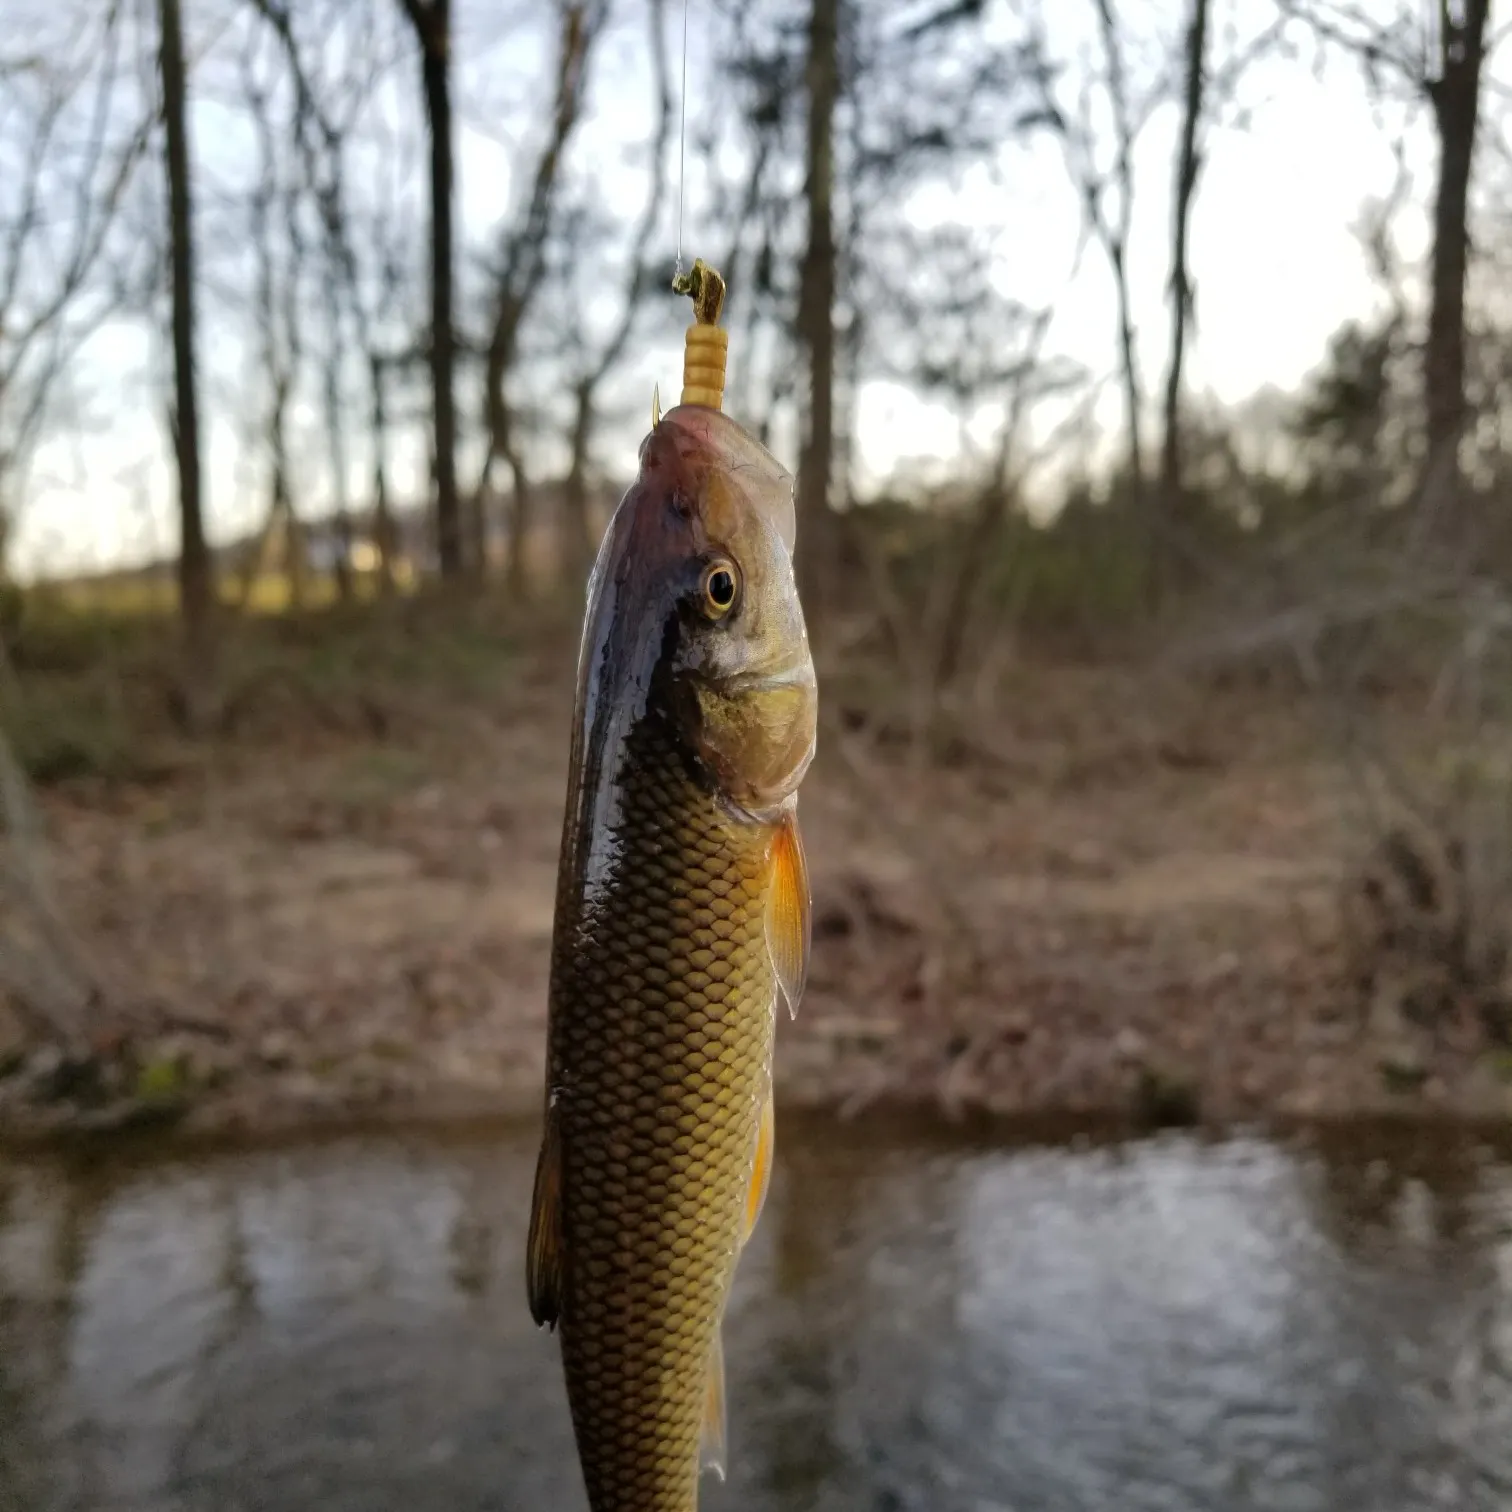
[1,1113,1510,1512]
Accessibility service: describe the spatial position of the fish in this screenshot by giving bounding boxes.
[527,400,817,1512]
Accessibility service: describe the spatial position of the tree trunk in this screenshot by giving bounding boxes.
[1111,241,1144,495]
[370,353,397,595]
[1084,0,1152,600]
[1159,0,1209,511]
[406,0,462,579]
[465,475,488,574]
[331,511,354,602]
[563,380,595,583]
[475,3,601,593]
[934,482,1012,688]
[324,345,353,603]
[559,0,672,589]
[1424,0,1490,487]
[504,448,532,594]
[796,0,839,629]
[272,396,306,610]
[159,0,214,725]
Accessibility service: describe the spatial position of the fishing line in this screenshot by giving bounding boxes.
[675,0,690,277]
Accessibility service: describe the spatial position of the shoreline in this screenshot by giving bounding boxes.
[5,640,1509,1148]
[3,1073,1510,1160]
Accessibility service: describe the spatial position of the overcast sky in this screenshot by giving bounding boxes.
[8,0,1504,578]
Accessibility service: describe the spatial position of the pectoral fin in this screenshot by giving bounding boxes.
[700,1327,728,1481]
[742,1086,775,1245]
[526,1103,564,1329]
[766,808,811,1019]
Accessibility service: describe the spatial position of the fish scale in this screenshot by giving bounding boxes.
[550,692,777,1512]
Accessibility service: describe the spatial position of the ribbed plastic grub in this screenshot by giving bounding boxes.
[680,323,728,411]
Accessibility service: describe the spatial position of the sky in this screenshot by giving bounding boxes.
[6,0,1501,579]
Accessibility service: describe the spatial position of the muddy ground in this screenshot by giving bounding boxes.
[1,601,1507,1139]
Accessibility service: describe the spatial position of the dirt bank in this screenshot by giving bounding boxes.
[2,614,1507,1141]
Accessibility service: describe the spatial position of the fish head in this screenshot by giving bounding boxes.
[573,404,816,815]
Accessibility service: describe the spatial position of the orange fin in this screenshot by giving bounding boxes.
[526,1102,564,1329]
[766,808,811,1019]
[742,1086,775,1245]
[699,1326,727,1480]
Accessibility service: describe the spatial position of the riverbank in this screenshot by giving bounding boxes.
[2,599,1508,1141]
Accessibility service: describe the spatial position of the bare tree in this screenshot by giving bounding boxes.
[1092,0,1146,513]
[369,352,399,593]
[322,342,354,599]
[1059,0,1149,512]
[1029,0,1275,599]
[1159,0,1210,512]
[1426,0,1492,480]
[236,22,308,609]
[1017,0,1176,613]
[348,66,422,598]
[475,0,605,592]
[159,0,214,724]
[1158,0,1284,537]
[397,0,461,579]
[796,0,840,622]
[710,0,1048,620]
[0,2,152,578]
[360,194,419,598]
[697,8,801,448]
[560,0,674,582]
[1279,0,1496,492]
[244,0,419,597]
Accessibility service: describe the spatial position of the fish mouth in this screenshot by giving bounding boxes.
[715,663,816,697]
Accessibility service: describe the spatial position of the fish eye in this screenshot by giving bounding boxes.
[700,559,740,619]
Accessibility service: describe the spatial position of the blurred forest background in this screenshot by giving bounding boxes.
[2,0,1511,1131]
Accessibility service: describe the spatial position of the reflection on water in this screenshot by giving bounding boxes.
[1,1114,1510,1512]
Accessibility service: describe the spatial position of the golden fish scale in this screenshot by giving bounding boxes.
[549,699,776,1512]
